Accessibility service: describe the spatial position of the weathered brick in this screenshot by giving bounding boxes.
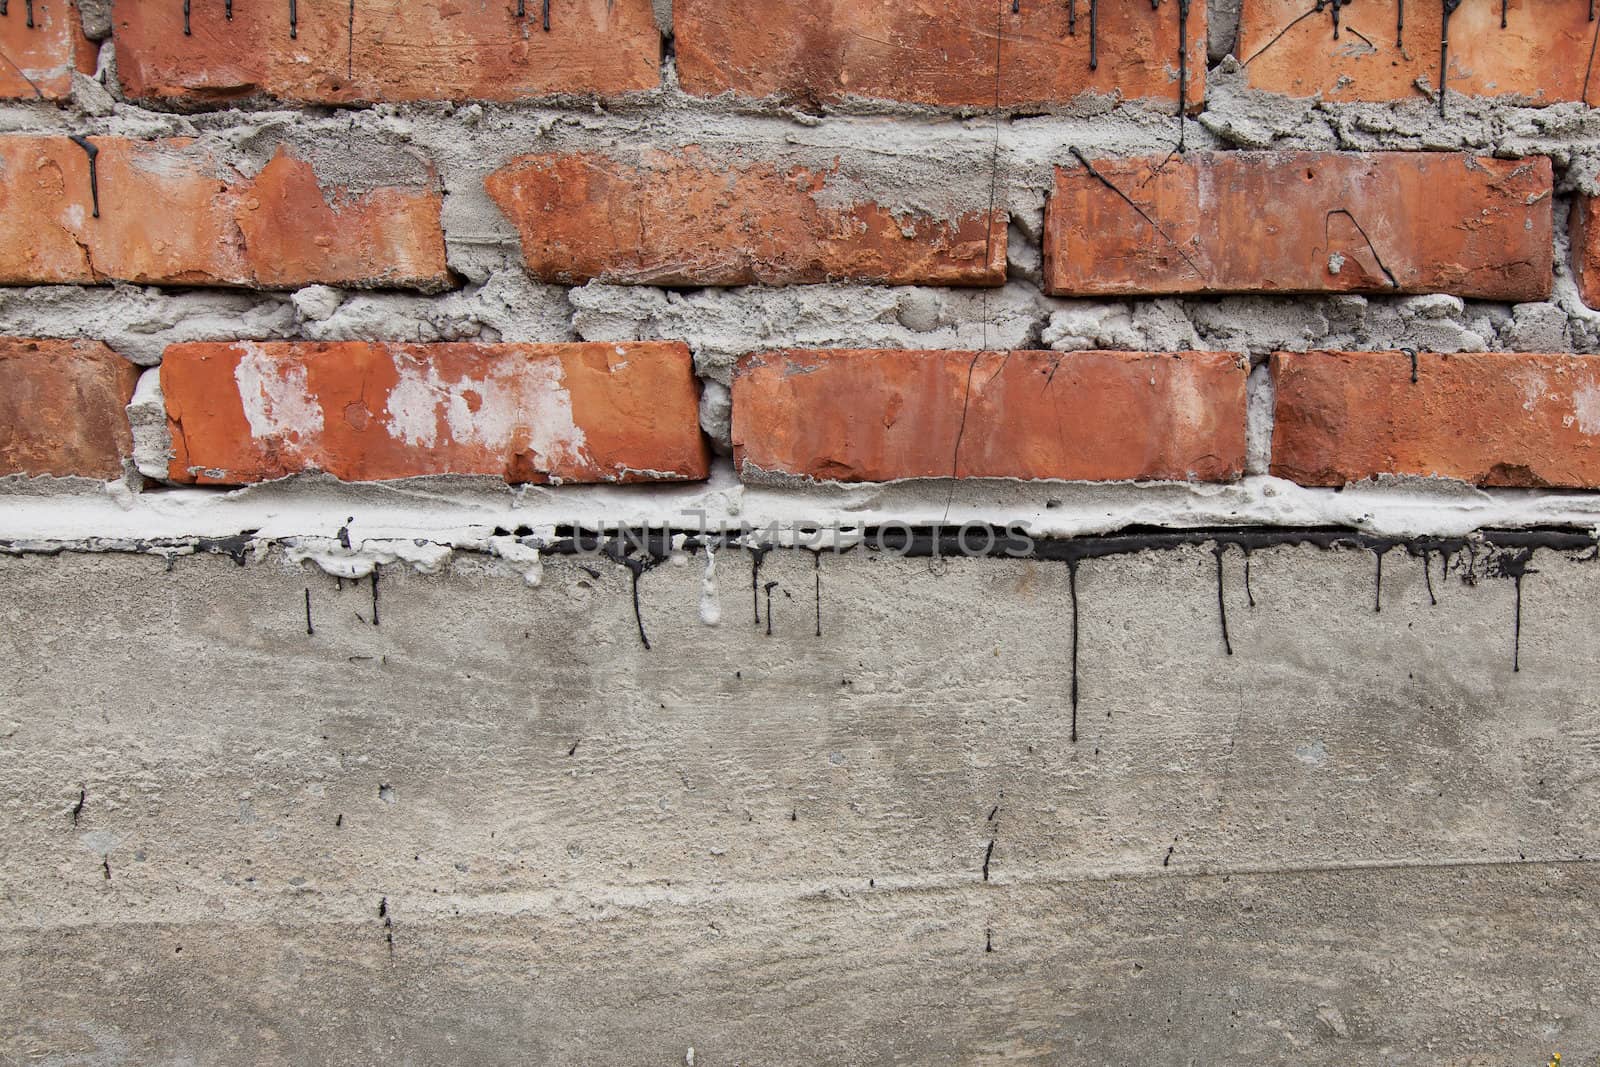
[1239,0,1599,105]
[113,0,660,104]
[0,0,97,100]
[1044,152,1552,300]
[731,348,1247,483]
[676,0,1205,109]
[1570,196,1600,312]
[160,341,709,486]
[0,338,138,479]
[0,138,449,290]
[486,147,1006,287]
[1272,350,1600,488]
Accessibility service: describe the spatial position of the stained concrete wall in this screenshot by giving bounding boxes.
[2,541,1597,1064]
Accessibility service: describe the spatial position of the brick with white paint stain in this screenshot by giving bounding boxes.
[159,341,710,485]
[1272,350,1600,488]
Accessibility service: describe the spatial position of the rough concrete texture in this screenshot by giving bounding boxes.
[2,542,1598,1063]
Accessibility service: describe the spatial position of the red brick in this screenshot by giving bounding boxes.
[1570,196,1600,312]
[0,138,449,290]
[0,338,138,479]
[113,0,660,104]
[1044,152,1552,300]
[1272,350,1600,488]
[160,341,709,486]
[676,0,1205,110]
[0,0,96,100]
[486,147,1005,287]
[731,349,1247,483]
[1240,0,1599,105]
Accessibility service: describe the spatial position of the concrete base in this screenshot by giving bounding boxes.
[2,543,1597,1063]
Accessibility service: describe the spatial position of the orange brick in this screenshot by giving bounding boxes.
[731,348,1247,483]
[161,341,709,486]
[1570,196,1600,312]
[0,138,449,290]
[486,147,1006,287]
[0,338,138,479]
[1239,0,1599,106]
[1044,152,1552,300]
[0,0,96,100]
[676,0,1205,110]
[1272,350,1600,488]
[114,0,660,103]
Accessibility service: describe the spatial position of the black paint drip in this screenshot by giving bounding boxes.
[227,0,233,20]
[1512,575,1523,672]
[1214,546,1233,656]
[1373,547,1387,612]
[1,2,8,19]
[1421,550,1438,605]
[1068,560,1081,743]
[763,580,778,637]
[1396,0,1404,47]
[184,0,191,35]
[369,565,380,627]
[1243,550,1256,608]
[543,0,551,32]
[1439,0,1461,117]
[26,0,33,29]
[289,0,297,38]
[1068,0,1076,35]
[632,569,651,648]
[748,546,769,626]
[68,136,100,219]
[304,588,314,635]
[1501,0,1508,30]
[813,552,823,637]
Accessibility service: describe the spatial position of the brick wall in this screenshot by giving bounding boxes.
[4,0,1600,497]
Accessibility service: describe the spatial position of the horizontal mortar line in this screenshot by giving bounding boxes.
[5,854,1597,932]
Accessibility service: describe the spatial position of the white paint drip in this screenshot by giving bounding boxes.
[487,535,545,586]
[233,344,324,443]
[699,546,722,626]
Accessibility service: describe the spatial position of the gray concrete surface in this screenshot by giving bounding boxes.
[2,541,1598,1064]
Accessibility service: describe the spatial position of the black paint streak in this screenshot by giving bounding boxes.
[1513,575,1523,672]
[1070,146,1205,278]
[982,838,995,881]
[1214,546,1233,656]
[304,588,314,635]
[986,928,994,953]
[543,0,551,32]
[1439,0,1461,116]
[338,517,352,550]
[1243,551,1256,607]
[102,857,111,880]
[184,0,191,35]
[763,580,778,637]
[1422,551,1438,605]
[379,896,394,953]
[567,740,580,756]
[1501,0,1508,30]
[335,813,343,827]
[1069,560,1081,743]
[1088,0,1098,69]
[1396,0,1405,47]
[26,0,33,29]
[71,787,85,826]
[1327,208,1398,288]
[69,136,100,219]
[1403,347,1419,383]
[1176,0,1191,149]
[1068,0,1076,34]
[369,565,380,627]
[348,0,356,79]
[227,0,233,20]
[289,0,297,39]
